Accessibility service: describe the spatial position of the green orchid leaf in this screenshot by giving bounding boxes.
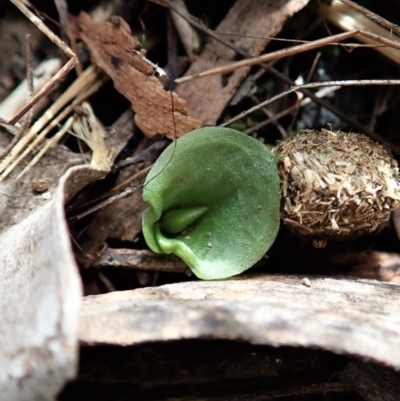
[142,127,280,280]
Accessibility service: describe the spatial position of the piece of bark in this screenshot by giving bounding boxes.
[78,12,201,139]
[93,248,189,273]
[79,274,400,370]
[175,0,310,124]
[340,361,400,401]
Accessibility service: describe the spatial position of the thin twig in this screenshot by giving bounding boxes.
[68,185,139,222]
[0,34,35,159]
[175,31,359,83]
[221,79,400,153]
[340,0,400,36]
[0,0,77,126]
[54,0,83,75]
[114,140,169,169]
[222,79,400,125]
[68,165,152,216]
[244,87,338,135]
[249,94,288,138]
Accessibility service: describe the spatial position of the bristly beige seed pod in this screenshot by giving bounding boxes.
[272,129,400,243]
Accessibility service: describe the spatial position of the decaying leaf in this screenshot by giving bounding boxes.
[78,12,201,139]
[0,102,134,400]
[0,165,106,401]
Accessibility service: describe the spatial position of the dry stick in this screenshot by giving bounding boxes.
[340,0,400,36]
[54,0,83,76]
[0,59,61,122]
[156,0,381,50]
[262,68,400,156]
[68,176,150,222]
[1,0,77,126]
[175,30,358,84]
[175,26,400,131]
[244,87,339,135]
[249,94,288,139]
[114,139,169,169]
[176,28,400,84]
[19,34,35,148]
[175,11,397,141]
[68,188,138,222]
[69,140,168,213]
[221,79,400,128]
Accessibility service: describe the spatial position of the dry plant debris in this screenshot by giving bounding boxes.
[273,129,400,240]
[175,0,311,124]
[2,0,400,399]
[78,12,201,139]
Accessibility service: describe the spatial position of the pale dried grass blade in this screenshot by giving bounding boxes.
[71,103,111,171]
[0,66,105,180]
[15,116,76,180]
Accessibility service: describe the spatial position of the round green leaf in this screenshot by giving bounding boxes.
[142,127,280,280]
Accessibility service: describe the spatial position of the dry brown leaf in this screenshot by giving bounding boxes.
[0,165,107,401]
[0,105,134,400]
[80,274,400,369]
[78,12,201,139]
[176,0,310,124]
